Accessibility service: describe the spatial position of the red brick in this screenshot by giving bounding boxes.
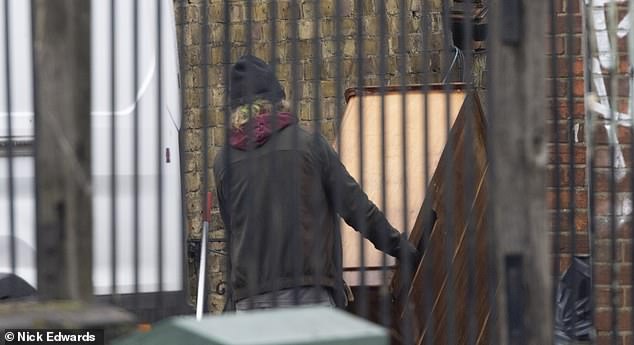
[566,35,582,56]
[549,210,588,233]
[548,143,586,165]
[594,193,632,216]
[548,99,585,120]
[592,168,631,193]
[616,77,632,97]
[552,14,583,35]
[617,39,629,53]
[596,286,627,309]
[555,0,581,14]
[594,239,631,263]
[592,125,632,145]
[546,56,584,78]
[594,263,632,285]
[617,99,631,114]
[618,5,631,17]
[594,146,631,168]
[622,241,633,262]
[547,166,585,187]
[553,78,585,98]
[618,59,631,74]
[595,332,632,345]
[595,308,633,332]
[547,120,584,144]
[551,230,590,254]
[545,36,565,56]
[556,254,572,273]
[594,217,634,240]
[547,189,588,209]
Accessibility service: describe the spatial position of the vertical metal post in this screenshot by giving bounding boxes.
[582,0,598,340]
[333,0,345,310]
[441,1,456,344]
[629,0,634,339]
[377,0,389,330]
[3,0,16,297]
[565,0,578,333]
[33,0,92,301]
[419,1,434,343]
[243,0,256,309]
[398,0,412,343]
[461,2,477,344]
[311,0,323,304]
[198,0,210,317]
[485,2,500,343]
[549,0,561,324]
[156,0,164,313]
[110,0,118,302]
[177,0,188,318]
[354,0,367,320]
[289,0,300,305]
[488,0,551,343]
[267,0,280,309]
[133,0,140,312]
[605,2,618,343]
[221,0,234,310]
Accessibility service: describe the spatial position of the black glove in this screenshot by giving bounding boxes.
[388,235,421,302]
[389,235,422,274]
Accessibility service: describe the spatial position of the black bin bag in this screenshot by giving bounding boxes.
[0,273,36,300]
[554,255,595,344]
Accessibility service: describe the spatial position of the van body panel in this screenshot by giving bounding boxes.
[0,0,184,296]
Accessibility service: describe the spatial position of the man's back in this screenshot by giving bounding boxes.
[214,54,419,311]
[214,124,342,302]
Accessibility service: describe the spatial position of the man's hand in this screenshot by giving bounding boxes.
[395,237,421,277]
[389,235,421,302]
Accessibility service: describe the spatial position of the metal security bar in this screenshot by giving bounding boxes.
[0,0,191,322]
[1,0,36,301]
[0,0,633,344]
[581,1,634,344]
[205,0,496,344]
[91,0,188,320]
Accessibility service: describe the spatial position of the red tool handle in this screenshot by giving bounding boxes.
[203,192,212,223]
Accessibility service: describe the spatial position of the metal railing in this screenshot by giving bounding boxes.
[0,0,632,344]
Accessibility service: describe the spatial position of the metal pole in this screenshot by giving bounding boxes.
[196,192,211,320]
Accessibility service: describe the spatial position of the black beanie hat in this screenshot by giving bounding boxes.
[229,55,286,110]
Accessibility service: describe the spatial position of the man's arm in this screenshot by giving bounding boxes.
[316,134,420,263]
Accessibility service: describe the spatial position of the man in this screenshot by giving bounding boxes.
[213,55,420,311]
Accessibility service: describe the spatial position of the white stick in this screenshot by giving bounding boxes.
[196,221,209,320]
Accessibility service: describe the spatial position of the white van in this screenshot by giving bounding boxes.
[0,0,188,315]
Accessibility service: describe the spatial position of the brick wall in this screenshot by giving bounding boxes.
[548,0,633,343]
[175,1,632,340]
[547,0,587,267]
[175,0,449,312]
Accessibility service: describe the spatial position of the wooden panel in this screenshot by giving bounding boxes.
[390,92,492,345]
[335,87,466,285]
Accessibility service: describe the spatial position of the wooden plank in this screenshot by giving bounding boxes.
[416,175,489,345]
[488,0,551,343]
[336,87,465,285]
[391,92,486,300]
[390,91,492,345]
[33,0,93,300]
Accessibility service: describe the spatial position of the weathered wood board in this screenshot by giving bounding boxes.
[335,85,466,286]
[390,92,492,345]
